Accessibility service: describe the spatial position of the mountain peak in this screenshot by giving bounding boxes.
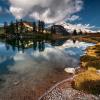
[55,22,96,33]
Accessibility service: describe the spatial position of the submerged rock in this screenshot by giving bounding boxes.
[97,70,100,74]
[13,81,20,86]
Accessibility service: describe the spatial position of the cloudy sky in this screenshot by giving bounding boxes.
[0,0,100,30]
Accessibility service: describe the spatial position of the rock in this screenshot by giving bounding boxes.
[97,70,100,74]
[40,87,99,100]
[13,81,20,86]
[64,68,75,74]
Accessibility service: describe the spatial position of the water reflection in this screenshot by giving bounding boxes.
[0,39,94,75]
[0,38,95,96]
[5,38,47,52]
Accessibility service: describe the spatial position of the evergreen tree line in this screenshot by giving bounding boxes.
[4,19,82,36]
[73,29,83,35]
[4,19,47,35]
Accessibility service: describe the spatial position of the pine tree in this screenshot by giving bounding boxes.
[32,22,36,32]
[73,29,77,35]
[4,22,8,34]
[51,25,56,34]
[16,20,19,33]
[41,21,45,33]
[38,20,41,33]
[20,19,24,33]
[79,30,82,35]
[10,21,15,34]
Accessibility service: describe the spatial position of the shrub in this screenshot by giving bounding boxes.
[86,61,100,70]
[80,55,99,62]
[74,69,100,95]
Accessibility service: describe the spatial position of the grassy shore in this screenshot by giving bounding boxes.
[74,36,100,95]
[40,34,100,99]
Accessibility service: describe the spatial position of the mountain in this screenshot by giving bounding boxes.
[9,21,98,34]
[23,22,33,30]
[51,25,69,35]
[55,22,96,34]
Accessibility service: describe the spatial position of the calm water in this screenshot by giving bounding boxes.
[0,39,94,97]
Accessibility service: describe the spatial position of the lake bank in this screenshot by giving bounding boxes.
[40,42,100,100]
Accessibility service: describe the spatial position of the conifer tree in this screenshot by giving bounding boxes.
[4,22,8,34]
[32,22,36,32]
[73,29,77,35]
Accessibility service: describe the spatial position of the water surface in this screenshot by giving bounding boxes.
[0,39,94,99]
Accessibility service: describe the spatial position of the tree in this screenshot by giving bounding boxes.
[79,30,82,35]
[51,25,56,34]
[4,22,8,34]
[38,20,41,32]
[10,21,15,34]
[73,29,77,35]
[32,22,36,32]
[20,19,24,33]
[16,20,19,33]
[41,21,45,33]
[38,20,45,33]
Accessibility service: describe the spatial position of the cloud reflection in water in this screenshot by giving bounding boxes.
[8,40,94,75]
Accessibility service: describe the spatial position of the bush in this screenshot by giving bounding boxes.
[74,69,100,95]
[81,55,99,62]
[81,55,100,70]
[86,61,100,70]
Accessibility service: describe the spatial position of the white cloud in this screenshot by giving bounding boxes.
[9,0,83,23]
[76,24,95,29]
[67,15,80,21]
[10,6,26,19]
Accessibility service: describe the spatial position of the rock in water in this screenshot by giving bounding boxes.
[64,68,75,74]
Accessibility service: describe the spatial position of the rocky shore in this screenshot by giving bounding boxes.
[39,77,99,100]
[39,43,100,100]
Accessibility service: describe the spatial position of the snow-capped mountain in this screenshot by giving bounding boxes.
[55,22,96,33]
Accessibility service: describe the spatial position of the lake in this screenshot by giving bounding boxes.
[0,38,94,99]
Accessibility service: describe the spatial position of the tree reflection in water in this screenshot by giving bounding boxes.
[5,38,47,52]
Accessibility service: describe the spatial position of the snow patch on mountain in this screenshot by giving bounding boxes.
[56,22,96,33]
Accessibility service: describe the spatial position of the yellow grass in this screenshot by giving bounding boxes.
[81,43,100,69]
[74,69,100,95]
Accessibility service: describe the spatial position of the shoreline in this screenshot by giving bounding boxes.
[39,43,100,100]
[0,40,99,100]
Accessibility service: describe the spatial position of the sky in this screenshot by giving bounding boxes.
[0,0,100,30]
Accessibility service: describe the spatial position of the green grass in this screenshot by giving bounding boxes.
[76,41,100,95]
